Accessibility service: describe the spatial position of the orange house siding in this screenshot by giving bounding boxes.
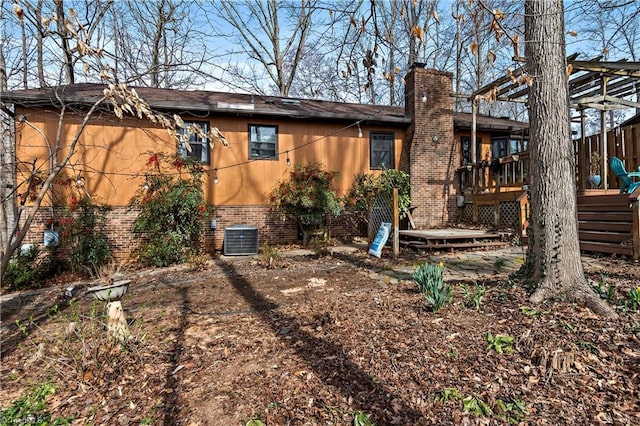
[15,108,405,208]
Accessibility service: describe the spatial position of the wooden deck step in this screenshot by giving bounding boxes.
[406,241,509,250]
[576,203,631,212]
[580,241,633,256]
[578,230,632,243]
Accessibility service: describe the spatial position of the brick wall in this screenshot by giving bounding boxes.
[403,64,458,228]
[18,205,365,260]
[19,206,144,262]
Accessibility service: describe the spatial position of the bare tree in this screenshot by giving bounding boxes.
[523,0,616,317]
[454,0,524,114]
[572,0,640,116]
[6,0,115,87]
[109,0,209,89]
[206,0,316,97]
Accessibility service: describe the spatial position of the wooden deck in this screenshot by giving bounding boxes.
[399,228,509,251]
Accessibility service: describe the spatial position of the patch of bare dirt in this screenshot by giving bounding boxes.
[1,248,639,425]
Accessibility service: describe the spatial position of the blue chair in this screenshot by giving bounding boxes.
[610,157,640,194]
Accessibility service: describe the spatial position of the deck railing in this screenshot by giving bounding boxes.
[458,152,530,194]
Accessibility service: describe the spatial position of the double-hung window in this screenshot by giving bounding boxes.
[370,132,394,169]
[249,124,278,159]
[178,121,210,164]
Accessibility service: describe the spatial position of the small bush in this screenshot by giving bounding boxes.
[3,246,41,290]
[379,168,411,217]
[258,245,281,268]
[139,232,184,267]
[413,261,450,312]
[129,153,210,267]
[2,246,67,291]
[342,169,412,235]
[269,162,342,220]
[0,382,73,425]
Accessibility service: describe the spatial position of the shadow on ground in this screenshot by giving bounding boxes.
[216,258,424,423]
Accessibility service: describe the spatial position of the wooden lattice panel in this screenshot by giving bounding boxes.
[499,201,519,228]
[477,205,494,225]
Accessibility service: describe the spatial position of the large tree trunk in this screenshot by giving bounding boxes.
[524,0,616,318]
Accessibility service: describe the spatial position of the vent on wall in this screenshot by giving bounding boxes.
[223,225,259,256]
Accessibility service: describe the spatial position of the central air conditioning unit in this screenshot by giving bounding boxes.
[223,225,259,256]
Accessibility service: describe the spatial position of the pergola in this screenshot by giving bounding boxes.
[468,53,640,189]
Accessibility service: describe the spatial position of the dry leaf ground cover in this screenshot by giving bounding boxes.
[1,245,639,425]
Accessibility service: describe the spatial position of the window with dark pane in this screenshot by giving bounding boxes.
[461,136,482,165]
[492,137,508,159]
[249,124,278,159]
[177,121,210,164]
[370,132,394,169]
[491,136,529,159]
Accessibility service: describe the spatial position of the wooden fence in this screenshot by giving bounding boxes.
[577,190,639,258]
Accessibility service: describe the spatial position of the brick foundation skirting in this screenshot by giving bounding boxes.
[17,206,367,261]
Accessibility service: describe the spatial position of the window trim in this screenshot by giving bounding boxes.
[177,120,210,164]
[248,124,279,160]
[370,131,395,170]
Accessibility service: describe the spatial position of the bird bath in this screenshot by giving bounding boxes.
[87,280,131,342]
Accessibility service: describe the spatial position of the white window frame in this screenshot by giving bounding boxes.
[178,121,210,164]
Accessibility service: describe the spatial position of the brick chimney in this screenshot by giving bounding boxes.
[402,64,456,228]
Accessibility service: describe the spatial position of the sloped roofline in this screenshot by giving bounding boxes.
[2,83,527,132]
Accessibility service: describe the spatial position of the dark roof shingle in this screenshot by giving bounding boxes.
[2,83,528,132]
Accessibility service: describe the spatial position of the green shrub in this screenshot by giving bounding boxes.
[0,382,73,425]
[269,161,342,223]
[343,173,380,233]
[129,153,210,267]
[139,232,184,267]
[343,169,412,235]
[413,261,450,312]
[3,245,41,290]
[2,245,69,291]
[379,168,411,218]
